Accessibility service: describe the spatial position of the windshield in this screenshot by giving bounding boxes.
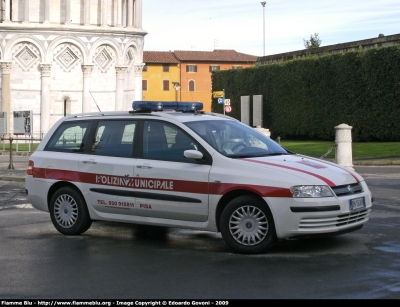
[184,119,291,158]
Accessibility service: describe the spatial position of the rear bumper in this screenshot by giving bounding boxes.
[25,176,51,212]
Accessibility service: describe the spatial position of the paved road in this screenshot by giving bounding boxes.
[0,159,399,299]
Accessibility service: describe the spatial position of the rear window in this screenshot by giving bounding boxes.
[45,121,90,152]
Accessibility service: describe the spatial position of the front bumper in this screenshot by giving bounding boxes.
[266,182,372,239]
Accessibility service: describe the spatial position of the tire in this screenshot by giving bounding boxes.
[220,195,276,254]
[49,186,92,235]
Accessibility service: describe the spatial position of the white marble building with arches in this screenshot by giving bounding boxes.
[0,0,146,135]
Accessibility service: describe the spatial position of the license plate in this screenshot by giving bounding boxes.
[350,197,366,211]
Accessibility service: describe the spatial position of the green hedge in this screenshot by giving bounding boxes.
[211,46,400,141]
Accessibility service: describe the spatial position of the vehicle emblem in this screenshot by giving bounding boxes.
[124,174,130,181]
[347,185,354,194]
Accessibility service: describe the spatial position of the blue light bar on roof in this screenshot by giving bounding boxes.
[132,101,203,112]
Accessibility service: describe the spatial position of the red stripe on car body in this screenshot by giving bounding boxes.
[31,167,292,198]
[241,158,337,187]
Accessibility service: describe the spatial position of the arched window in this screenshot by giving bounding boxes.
[188,80,195,92]
[63,97,71,116]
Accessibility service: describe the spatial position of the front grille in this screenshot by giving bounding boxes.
[336,208,370,226]
[331,183,363,197]
[299,208,371,229]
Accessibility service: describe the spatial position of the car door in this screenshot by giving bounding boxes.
[134,120,212,222]
[79,119,138,216]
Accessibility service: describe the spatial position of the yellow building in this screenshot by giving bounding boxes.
[142,52,180,102]
[143,50,258,112]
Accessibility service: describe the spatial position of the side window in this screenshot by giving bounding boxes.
[209,65,220,72]
[186,65,197,72]
[188,80,195,92]
[45,121,90,152]
[143,121,200,162]
[163,80,169,91]
[91,120,136,158]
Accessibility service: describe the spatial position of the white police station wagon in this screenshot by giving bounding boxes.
[25,101,372,254]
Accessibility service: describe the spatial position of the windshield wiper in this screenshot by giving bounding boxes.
[227,152,292,159]
[259,152,291,157]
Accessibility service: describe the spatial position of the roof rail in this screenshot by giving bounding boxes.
[74,113,105,118]
[202,112,238,120]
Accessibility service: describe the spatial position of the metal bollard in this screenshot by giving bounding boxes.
[8,137,14,169]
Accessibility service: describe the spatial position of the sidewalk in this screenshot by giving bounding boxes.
[0,153,30,182]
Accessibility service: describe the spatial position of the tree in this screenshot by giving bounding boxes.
[303,33,322,49]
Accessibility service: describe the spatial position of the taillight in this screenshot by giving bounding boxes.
[27,160,34,175]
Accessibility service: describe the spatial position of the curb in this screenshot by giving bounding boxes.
[0,151,32,156]
[353,160,400,166]
[0,176,25,182]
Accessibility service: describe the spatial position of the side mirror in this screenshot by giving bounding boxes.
[184,150,203,160]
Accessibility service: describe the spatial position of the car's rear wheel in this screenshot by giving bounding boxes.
[220,195,276,254]
[49,186,92,235]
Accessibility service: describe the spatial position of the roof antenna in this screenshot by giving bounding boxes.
[89,91,102,112]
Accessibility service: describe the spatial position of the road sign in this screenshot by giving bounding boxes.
[13,110,32,135]
[218,98,224,104]
[213,91,224,98]
[224,99,231,106]
[225,105,232,113]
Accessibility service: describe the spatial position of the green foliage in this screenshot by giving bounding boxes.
[211,45,400,141]
[303,33,322,49]
[1,142,39,152]
[280,141,400,159]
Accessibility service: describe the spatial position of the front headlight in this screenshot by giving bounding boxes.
[290,185,333,198]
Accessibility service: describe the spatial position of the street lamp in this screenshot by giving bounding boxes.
[261,1,266,56]
[172,82,180,102]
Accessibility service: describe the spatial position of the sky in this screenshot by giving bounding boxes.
[142,0,400,57]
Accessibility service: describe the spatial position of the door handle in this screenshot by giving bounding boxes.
[82,160,97,164]
[137,165,152,169]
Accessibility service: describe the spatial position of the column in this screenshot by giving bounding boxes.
[116,0,122,27]
[240,96,250,126]
[23,0,29,24]
[335,123,354,169]
[0,61,12,133]
[82,65,94,113]
[127,0,133,28]
[122,0,127,27]
[115,66,128,111]
[134,64,144,101]
[133,0,139,27]
[3,0,11,23]
[40,63,52,135]
[65,0,71,24]
[84,0,91,26]
[101,0,108,27]
[137,0,142,28]
[43,0,50,24]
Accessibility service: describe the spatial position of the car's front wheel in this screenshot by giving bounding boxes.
[220,195,276,254]
[49,186,92,235]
